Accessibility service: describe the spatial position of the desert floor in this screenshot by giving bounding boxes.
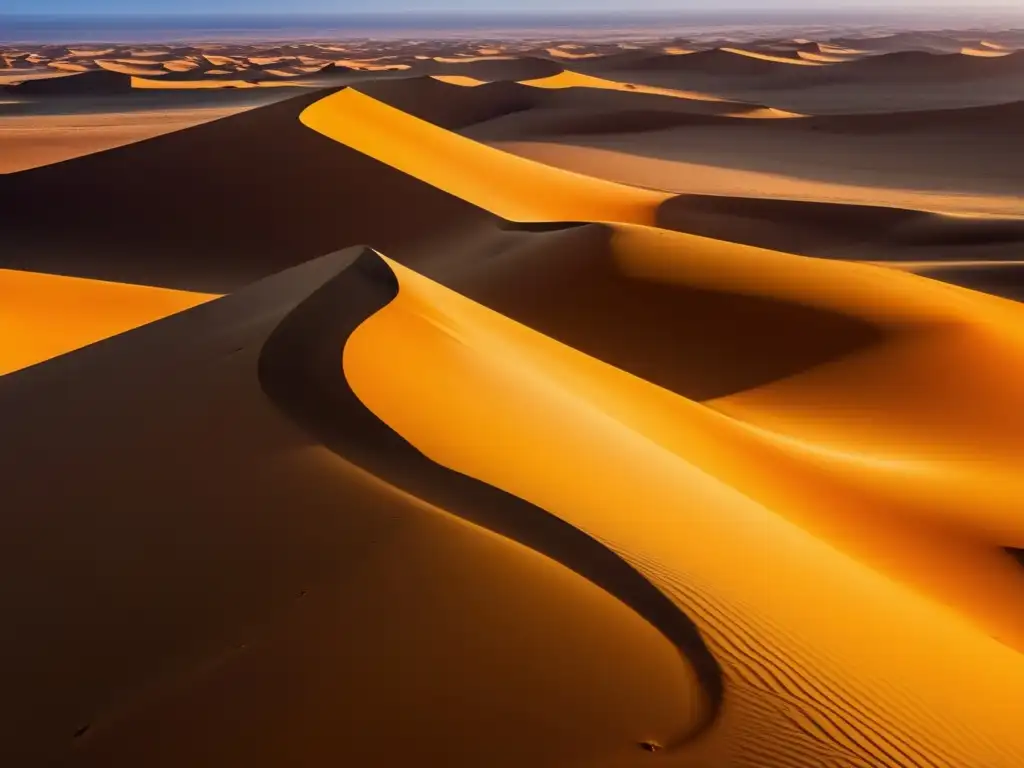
[3,26,1024,768]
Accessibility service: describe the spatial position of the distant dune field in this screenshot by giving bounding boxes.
[3,27,1024,768]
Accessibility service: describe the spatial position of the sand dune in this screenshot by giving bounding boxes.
[4,26,1024,768]
[580,46,826,76]
[0,268,215,375]
[300,88,666,224]
[356,73,797,143]
[341,244,1024,767]
[0,105,277,174]
[0,90,496,291]
[424,55,564,81]
[2,69,134,95]
[1,251,711,767]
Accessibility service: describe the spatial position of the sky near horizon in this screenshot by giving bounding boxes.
[7,0,1023,14]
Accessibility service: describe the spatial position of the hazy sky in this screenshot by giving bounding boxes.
[7,0,1023,14]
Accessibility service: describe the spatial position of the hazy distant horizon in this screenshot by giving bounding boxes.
[3,7,1023,45]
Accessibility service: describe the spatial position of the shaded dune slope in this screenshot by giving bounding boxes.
[657,194,1024,260]
[0,89,497,292]
[443,222,882,401]
[341,247,1024,768]
[1,251,714,767]
[259,246,724,723]
[1,69,133,94]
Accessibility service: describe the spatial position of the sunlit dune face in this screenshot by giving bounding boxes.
[130,76,297,89]
[95,59,168,76]
[331,58,411,71]
[960,46,1013,58]
[300,88,666,223]
[719,47,828,66]
[0,269,216,375]
[797,50,859,63]
[431,74,488,87]
[162,60,201,72]
[545,47,602,60]
[47,61,91,72]
[344,250,1024,765]
[433,55,517,63]
[518,70,732,104]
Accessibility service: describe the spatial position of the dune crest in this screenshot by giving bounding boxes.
[300,88,666,223]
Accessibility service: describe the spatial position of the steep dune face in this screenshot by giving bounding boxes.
[343,249,1024,768]
[0,269,215,375]
[300,88,666,224]
[444,223,881,401]
[2,69,133,94]
[0,89,496,292]
[1,253,709,768]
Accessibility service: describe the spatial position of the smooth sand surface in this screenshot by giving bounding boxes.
[0,269,216,375]
[3,27,1024,768]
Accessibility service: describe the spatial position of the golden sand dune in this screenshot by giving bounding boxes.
[0,269,215,375]
[4,31,1024,768]
[545,47,603,60]
[301,88,666,223]
[2,69,134,94]
[338,244,1024,767]
[130,75,297,90]
[1,253,714,766]
[499,141,1024,218]
[47,61,93,73]
[0,90,496,290]
[95,59,168,76]
[426,54,564,81]
[355,74,799,144]
[961,46,1014,58]
[580,46,826,75]
[719,46,827,66]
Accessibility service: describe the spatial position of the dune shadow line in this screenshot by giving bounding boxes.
[257,247,724,745]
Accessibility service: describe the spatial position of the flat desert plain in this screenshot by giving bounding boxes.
[3,25,1024,768]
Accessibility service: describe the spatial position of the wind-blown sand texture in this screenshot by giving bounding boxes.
[2,25,1024,768]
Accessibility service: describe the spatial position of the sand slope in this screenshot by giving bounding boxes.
[1,251,711,767]
[4,28,1024,768]
[0,269,215,375]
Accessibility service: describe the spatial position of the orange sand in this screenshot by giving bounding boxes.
[0,269,216,375]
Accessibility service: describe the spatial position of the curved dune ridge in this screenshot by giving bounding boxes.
[5,30,1024,768]
[300,87,667,223]
[298,84,1024,764]
[428,70,803,120]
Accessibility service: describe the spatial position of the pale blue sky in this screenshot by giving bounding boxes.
[7,0,1023,14]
